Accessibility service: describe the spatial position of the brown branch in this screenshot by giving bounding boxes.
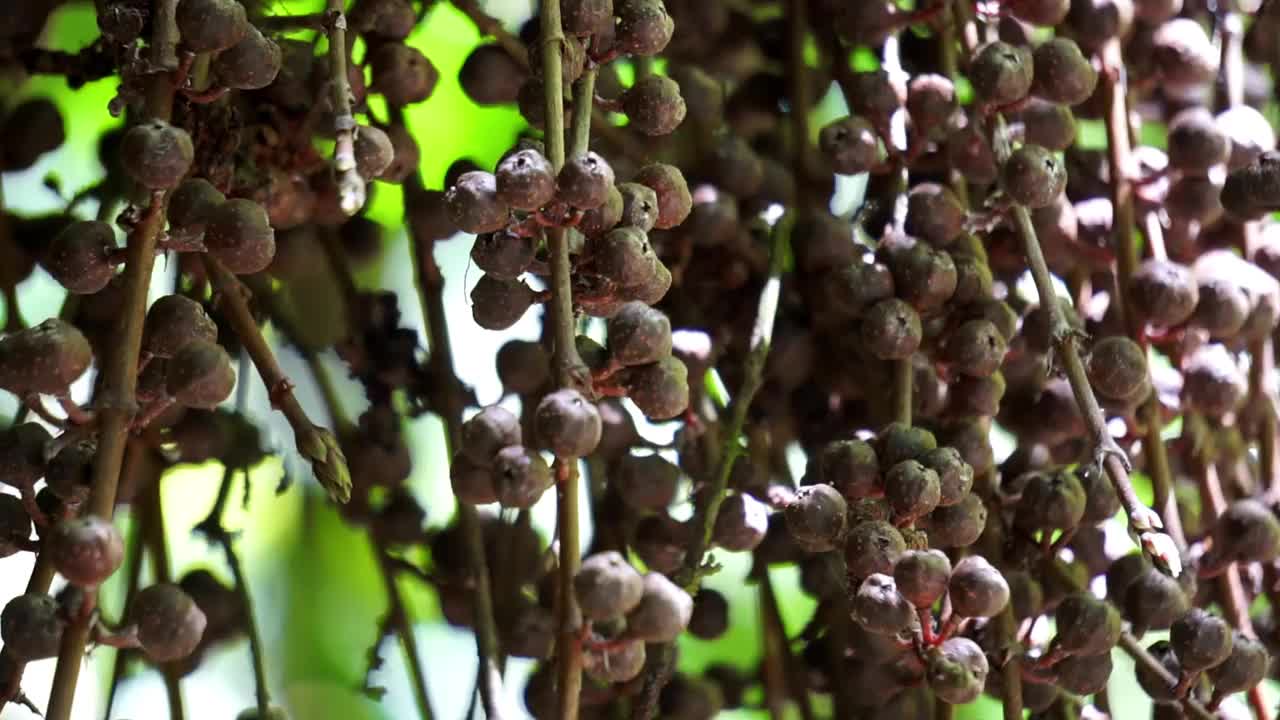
[995,114,1173,573]
[1193,453,1270,720]
[201,255,351,504]
[1098,39,1189,553]
[140,466,185,719]
[373,541,435,719]
[633,216,788,720]
[299,345,436,720]
[451,0,529,67]
[1117,634,1217,720]
[403,123,507,716]
[535,2,596,715]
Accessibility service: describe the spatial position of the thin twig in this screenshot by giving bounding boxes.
[201,466,273,718]
[302,339,436,720]
[1101,40,1137,336]
[997,604,1023,720]
[103,495,148,719]
[449,0,644,160]
[633,217,789,720]
[404,134,507,717]
[759,569,814,720]
[201,255,351,504]
[1218,7,1245,109]
[759,573,788,719]
[995,114,1172,572]
[140,468,185,720]
[893,358,913,426]
[451,0,528,66]
[1193,456,1270,720]
[1099,39,1189,553]
[373,541,436,720]
[1117,633,1217,720]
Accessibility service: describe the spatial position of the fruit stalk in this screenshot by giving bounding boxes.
[686,224,784,591]
[633,216,788,720]
[945,14,1027,717]
[404,165,506,718]
[1100,38,1187,551]
[535,4,611,717]
[545,11,597,715]
[45,1,179,710]
[200,255,352,505]
[326,0,365,216]
[1117,633,1216,720]
[1220,0,1280,503]
[894,356,913,426]
[373,537,436,720]
[300,348,437,720]
[758,569,789,718]
[452,0,642,160]
[141,475,185,719]
[759,567,815,720]
[452,0,529,65]
[103,510,146,718]
[1253,340,1279,495]
[1218,8,1245,110]
[994,115,1170,571]
[1192,455,1270,720]
[201,465,274,719]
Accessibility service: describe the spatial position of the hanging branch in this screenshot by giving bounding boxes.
[542,0,592,709]
[1118,633,1217,720]
[1098,37,1188,552]
[298,336,437,720]
[372,538,435,719]
[200,255,352,504]
[102,510,146,719]
[451,0,529,65]
[141,470,186,719]
[196,466,275,719]
[632,214,788,720]
[993,114,1174,573]
[400,104,507,717]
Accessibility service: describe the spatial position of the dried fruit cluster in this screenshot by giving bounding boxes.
[5,0,1280,718]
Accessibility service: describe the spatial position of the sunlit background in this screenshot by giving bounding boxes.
[2,2,1277,719]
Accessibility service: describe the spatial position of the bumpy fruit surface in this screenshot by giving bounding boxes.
[48,516,125,587]
[129,583,208,662]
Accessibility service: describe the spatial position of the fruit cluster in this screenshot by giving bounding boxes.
[7,0,1280,718]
